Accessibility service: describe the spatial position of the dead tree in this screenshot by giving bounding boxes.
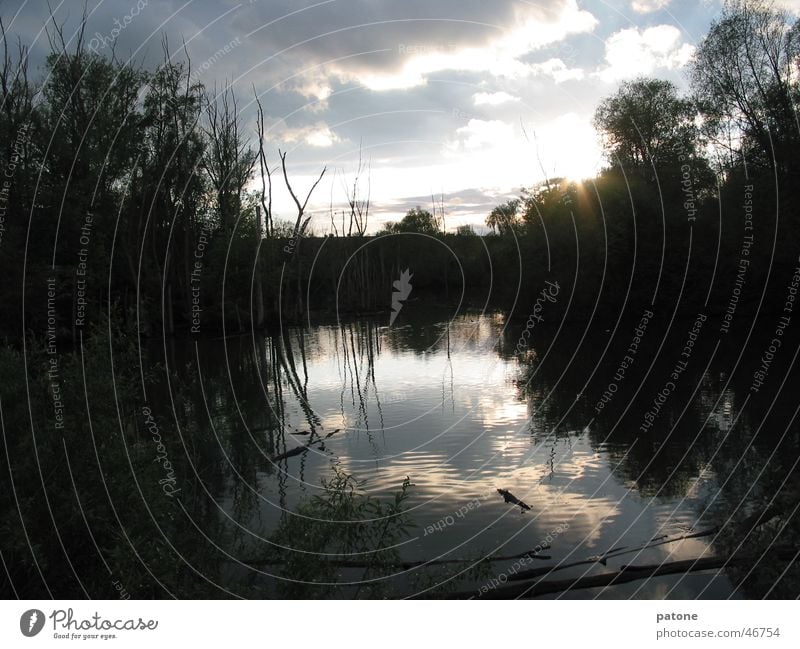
[343,141,371,236]
[328,169,339,237]
[252,89,276,327]
[279,149,326,244]
[0,17,35,131]
[279,150,326,316]
[431,191,446,233]
[253,89,273,238]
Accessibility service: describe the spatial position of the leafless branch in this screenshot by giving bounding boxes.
[279,148,326,237]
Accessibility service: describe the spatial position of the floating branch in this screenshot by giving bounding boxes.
[508,527,718,582]
[269,428,341,462]
[453,547,798,599]
[237,545,552,568]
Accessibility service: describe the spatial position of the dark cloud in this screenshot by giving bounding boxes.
[229,0,564,70]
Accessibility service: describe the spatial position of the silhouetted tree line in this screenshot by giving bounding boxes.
[1,0,799,343]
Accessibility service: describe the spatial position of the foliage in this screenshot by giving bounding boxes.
[0,317,226,598]
[272,219,299,238]
[381,207,440,235]
[486,199,521,235]
[263,467,415,598]
[593,77,702,171]
[690,0,800,178]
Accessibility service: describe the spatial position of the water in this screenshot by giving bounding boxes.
[157,305,799,598]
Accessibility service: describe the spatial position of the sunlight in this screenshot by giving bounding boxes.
[534,113,604,183]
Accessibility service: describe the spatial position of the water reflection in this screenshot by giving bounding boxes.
[157,306,799,598]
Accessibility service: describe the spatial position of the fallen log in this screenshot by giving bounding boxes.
[448,547,797,599]
[236,545,552,569]
[269,428,341,462]
[508,527,718,582]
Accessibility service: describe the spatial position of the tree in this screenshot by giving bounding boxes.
[593,78,701,171]
[455,224,477,236]
[253,90,274,238]
[202,85,257,238]
[279,150,326,245]
[0,17,38,332]
[486,199,520,235]
[344,143,371,236]
[134,43,207,331]
[40,33,144,261]
[383,207,439,234]
[690,0,800,178]
[521,180,576,230]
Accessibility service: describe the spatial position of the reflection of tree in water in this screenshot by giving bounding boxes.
[506,317,800,597]
[260,468,415,598]
[15,311,786,597]
[0,322,237,598]
[335,320,383,434]
[698,403,800,598]
[160,309,800,598]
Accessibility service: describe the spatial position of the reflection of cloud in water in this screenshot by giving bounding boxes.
[175,309,761,596]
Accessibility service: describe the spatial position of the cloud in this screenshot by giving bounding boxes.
[323,0,598,91]
[473,91,520,106]
[630,0,672,13]
[774,0,800,14]
[453,119,514,149]
[281,123,341,148]
[290,74,333,111]
[529,57,585,82]
[370,187,516,231]
[597,25,694,82]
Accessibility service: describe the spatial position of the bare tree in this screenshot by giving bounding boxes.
[521,121,553,192]
[278,150,326,317]
[431,191,446,233]
[253,88,273,238]
[202,84,256,236]
[0,17,36,161]
[279,149,326,245]
[0,17,35,122]
[251,91,274,326]
[328,169,339,237]
[343,142,370,236]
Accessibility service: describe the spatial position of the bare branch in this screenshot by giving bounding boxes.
[253,86,273,237]
[279,148,326,236]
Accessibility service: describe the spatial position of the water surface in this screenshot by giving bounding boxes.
[158,306,799,598]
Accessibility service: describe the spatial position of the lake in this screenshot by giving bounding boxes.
[155,304,799,598]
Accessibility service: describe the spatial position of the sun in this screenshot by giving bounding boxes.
[540,113,604,183]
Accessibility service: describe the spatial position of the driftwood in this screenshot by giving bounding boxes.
[497,489,531,511]
[451,547,798,599]
[508,527,718,582]
[269,428,341,462]
[237,546,552,568]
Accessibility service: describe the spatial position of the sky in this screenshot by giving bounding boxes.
[3,0,800,232]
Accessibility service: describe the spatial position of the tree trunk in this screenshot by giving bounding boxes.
[255,206,265,328]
